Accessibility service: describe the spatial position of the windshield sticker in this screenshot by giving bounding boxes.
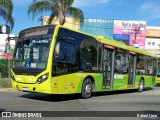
[37,63,46,69]
[31,63,37,68]
[25,61,31,68]
[13,62,23,68]
[24,28,48,37]
[114,75,124,80]
[32,39,51,44]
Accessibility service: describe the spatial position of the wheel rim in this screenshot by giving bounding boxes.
[85,84,92,94]
[139,82,143,91]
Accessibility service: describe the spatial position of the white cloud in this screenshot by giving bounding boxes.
[138,2,160,21]
[12,0,32,6]
[73,0,111,7]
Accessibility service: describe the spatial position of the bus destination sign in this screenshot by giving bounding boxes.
[24,28,48,37]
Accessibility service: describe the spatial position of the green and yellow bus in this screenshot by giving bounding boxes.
[156,57,160,84]
[11,25,157,98]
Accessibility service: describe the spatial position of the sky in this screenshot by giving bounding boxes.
[1,0,160,34]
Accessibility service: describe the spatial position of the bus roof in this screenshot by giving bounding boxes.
[96,36,157,57]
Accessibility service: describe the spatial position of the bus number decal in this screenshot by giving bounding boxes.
[114,75,124,80]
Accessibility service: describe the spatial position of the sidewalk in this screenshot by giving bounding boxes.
[0,87,16,91]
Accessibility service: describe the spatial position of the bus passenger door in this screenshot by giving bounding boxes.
[128,52,136,88]
[103,46,115,89]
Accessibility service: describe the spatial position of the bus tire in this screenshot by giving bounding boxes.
[138,79,144,92]
[81,78,93,99]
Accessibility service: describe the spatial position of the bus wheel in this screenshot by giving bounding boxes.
[81,78,93,99]
[138,79,144,92]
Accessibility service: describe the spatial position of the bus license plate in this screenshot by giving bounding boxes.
[22,87,29,91]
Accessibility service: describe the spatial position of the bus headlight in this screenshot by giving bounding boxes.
[37,73,49,84]
[11,73,16,81]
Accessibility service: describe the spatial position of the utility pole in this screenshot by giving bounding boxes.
[5,34,11,87]
[38,16,43,25]
[6,35,18,87]
[133,27,141,48]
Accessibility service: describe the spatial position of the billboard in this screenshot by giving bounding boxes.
[113,34,130,40]
[146,29,160,37]
[114,20,146,49]
[80,19,114,38]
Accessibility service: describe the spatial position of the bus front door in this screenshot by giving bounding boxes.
[103,48,114,89]
[128,54,136,88]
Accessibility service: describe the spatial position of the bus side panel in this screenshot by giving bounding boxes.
[57,73,84,94]
[50,77,58,94]
[113,75,128,90]
[135,75,155,88]
[92,74,103,92]
[75,73,103,93]
[57,73,103,94]
[156,77,160,84]
[143,76,154,87]
[134,76,141,89]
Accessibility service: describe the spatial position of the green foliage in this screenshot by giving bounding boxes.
[0,60,8,78]
[0,0,14,30]
[0,78,9,87]
[0,60,10,88]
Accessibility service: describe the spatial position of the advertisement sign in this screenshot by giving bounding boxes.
[113,34,130,40]
[80,19,114,39]
[114,20,146,49]
[146,29,160,37]
[0,53,13,60]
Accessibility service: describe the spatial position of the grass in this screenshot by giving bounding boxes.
[0,78,11,88]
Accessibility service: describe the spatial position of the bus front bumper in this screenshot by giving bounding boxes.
[11,80,57,94]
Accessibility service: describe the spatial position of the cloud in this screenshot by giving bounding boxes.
[73,0,111,8]
[12,0,32,6]
[138,2,160,21]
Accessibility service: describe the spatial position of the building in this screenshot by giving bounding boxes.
[80,18,114,38]
[145,26,160,55]
[43,16,80,30]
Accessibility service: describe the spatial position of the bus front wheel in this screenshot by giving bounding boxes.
[81,78,93,99]
[138,79,144,92]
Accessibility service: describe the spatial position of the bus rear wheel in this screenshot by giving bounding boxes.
[138,79,144,92]
[81,78,93,99]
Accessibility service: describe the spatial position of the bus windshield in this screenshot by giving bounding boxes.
[12,26,54,75]
[13,36,51,69]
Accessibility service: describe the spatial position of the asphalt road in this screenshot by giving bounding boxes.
[0,85,160,120]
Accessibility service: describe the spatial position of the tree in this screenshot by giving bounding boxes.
[0,0,14,31]
[28,0,84,25]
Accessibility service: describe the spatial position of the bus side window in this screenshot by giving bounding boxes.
[53,38,76,75]
[114,50,128,74]
[80,40,98,71]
